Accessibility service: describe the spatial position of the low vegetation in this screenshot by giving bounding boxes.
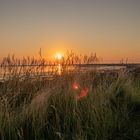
[0,53,140,140]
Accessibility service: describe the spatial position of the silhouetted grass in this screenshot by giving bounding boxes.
[0,53,140,140]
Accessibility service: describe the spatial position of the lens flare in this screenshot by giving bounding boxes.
[72,82,79,90]
[77,88,89,100]
[72,82,89,100]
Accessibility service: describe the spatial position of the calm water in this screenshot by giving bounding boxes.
[0,65,126,82]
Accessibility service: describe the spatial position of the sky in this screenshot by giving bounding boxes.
[0,0,140,62]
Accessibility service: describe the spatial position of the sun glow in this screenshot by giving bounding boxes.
[56,53,62,60]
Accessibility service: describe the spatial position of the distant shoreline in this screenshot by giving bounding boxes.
[1,63,140,67]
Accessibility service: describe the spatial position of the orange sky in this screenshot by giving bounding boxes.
[0,0,140,63]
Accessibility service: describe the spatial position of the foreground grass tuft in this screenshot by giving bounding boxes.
[0,55,140,140]
[0,71,140,140]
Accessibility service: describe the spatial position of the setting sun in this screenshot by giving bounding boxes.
[55,53,63,60]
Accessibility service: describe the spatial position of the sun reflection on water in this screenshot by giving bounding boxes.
[58,64,62,75]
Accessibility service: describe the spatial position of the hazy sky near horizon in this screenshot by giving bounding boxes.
[0,0,140,62]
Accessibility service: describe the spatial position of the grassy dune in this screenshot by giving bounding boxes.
[0,55,140,140]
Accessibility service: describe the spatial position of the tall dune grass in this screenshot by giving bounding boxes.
[0,53,140,140]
